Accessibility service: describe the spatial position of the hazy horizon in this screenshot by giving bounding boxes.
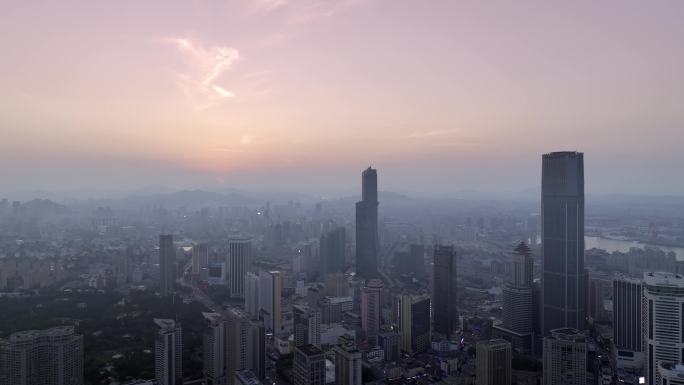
[2,1,684,195]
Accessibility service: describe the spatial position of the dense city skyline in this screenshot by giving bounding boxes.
[2,1,684,194]
[2,2,684,385]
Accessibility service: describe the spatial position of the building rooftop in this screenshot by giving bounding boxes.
[477,339,511,348]
[153,318,176,330]
[644,271,684,287]
[296,344,325,357]
[549,328,586,341]
[7,326,76,342]
[544,151,582,157]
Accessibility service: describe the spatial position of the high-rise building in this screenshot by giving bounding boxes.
[294,305,322,348]
[496,242,535,352]
[320,227,346,276]
[612,276,644,370]
[360,278,383,340]
[159,234,176,297]
[543,328,587,385]
[433,245,458,338]
[293,344,325,385]
[334,343,362,385]
[192,243,209,278]
[258,270,282,333]
[245,272,260,319]
[355,167,379,279]
[0,326,84,385]
[228,238,252,299]
[643,272,684,385]
[476,339,512,385]
[398,294,431,354]
[541,151,586,336]
[203,312,226,385]
[154,318,183,385]
[378,332,400,362]
[225,307,266,385]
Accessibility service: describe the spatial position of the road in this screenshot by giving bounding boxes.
[177,260,218,312]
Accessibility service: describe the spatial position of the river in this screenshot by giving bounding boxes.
[531,235,684,261]
[584,236,684,261]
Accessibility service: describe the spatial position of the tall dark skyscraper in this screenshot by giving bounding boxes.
[159,234,176,297]
[355,167,379,279]
[320,227,346,276]
[541,151,586,336]
[433,245,458,338]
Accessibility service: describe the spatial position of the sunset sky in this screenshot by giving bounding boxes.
[2,1,683,196]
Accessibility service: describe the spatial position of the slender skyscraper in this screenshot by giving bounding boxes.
[228,238,252,299]
[258,270,282,333]
[433,245,458,338]
[202,312,226,385]
[612,276,644,370]
[355,167,379,279]
[293,305,321,348]
[154,318,183,385]
[159,234,176,297]
[244,272,260,319]
[361,278,383,341]
[541,151,586,336]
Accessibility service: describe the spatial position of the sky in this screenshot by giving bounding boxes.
[1,1,683,197]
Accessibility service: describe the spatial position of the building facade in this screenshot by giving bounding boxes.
[293,344,325,385]
[225,307,266,385]
[154,318,183,385]
[294,305,322,348]
[355,167,379,279]
[643,272,684,385]
[398,294,431,354]
[541,151,586,336]
[0,326,84,385]
[228,238,252,299]
[543,328,587,385]
[203,312,226,385]
[333,343,362,385]
[433,245,458,338]
[476,339,512,385]
[360,278,383,340]
[258,270,282,334]
[613,276,644,370]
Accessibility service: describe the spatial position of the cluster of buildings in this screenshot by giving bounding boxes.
[121,157,684,385]
[2,153,684,385]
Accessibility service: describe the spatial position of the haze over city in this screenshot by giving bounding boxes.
[2,1,684,196]
[2,2,684,385]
